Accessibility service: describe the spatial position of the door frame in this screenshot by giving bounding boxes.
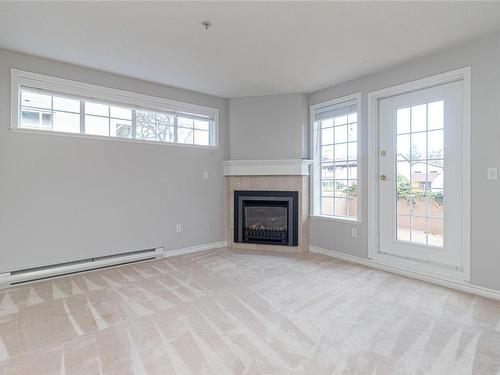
[367,67,471,282]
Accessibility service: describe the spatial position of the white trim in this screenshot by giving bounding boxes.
[10,68,219,148]
[310,214,362,225]
[309,92,362,221]
[10,127,218,150]
[367,67,471,281]
[222,160,312,176]
[461,68,472,282]
[310,93,360,111]
[163,241,228,258]
[310,245,500,302]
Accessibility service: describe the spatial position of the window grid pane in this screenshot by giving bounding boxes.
[18,88,215,147]
[317,106,358,219]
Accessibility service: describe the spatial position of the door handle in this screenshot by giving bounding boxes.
[380,175,388,181]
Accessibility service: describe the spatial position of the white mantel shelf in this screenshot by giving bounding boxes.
[222,159,313,176]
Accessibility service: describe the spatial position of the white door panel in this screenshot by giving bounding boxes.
[379,81,463,268]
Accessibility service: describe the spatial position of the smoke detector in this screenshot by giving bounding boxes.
[201,20,212,30]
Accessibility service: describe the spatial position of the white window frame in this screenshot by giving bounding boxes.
[10,69,219,148]
[310,92,362,223]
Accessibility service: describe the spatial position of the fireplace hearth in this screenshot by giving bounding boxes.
[234,191,299,246]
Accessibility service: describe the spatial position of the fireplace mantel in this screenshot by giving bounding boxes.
[222,159,313,176]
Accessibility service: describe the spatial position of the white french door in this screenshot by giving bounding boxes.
[378,80,464,270]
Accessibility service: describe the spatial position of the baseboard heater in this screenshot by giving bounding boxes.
[0,247,164,288]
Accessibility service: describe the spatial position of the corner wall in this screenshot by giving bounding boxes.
[308,31,500,291]
[0,48,229,272]
[229,93,309,160]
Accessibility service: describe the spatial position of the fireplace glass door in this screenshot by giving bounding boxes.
[234,190,299,246]
[243,202,288,244]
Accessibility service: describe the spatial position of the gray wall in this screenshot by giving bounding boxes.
[0,48,229,272]
[309,31,500,291]
[229,93,309,160]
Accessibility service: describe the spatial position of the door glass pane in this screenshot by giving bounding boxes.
[411,132,427,160]
[411,104,427,132]
[428,218,444,247]
[397,107,410,134]
[428,130,444,159]
[396,161,411,215]
[397,134,410,161]
[396,215,410,242]
[428,101,444,130]
[411,216,427,245]
[429,189,444,218]
[394,101,445,247]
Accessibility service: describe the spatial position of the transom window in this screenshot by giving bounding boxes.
[312,94,360,220]
[12,69,218,147]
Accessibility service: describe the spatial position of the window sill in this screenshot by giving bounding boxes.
[9,126,219,150]
[310,214,362,225]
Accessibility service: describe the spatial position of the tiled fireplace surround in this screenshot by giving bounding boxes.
[223,160,312,253]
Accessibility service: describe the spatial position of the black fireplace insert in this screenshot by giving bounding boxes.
[234,191,299,246]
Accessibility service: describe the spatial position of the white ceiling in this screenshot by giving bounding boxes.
[1,2,500,98]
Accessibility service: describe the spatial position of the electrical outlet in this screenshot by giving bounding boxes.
[203,171,208,179]
[351,228,358,238]
[176,224,182,233]
[487,167,498,180]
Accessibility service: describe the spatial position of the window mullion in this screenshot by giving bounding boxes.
[131,109,137,139]
[174,116,178,143]
[50,95,54,131]
[79,101,85,134]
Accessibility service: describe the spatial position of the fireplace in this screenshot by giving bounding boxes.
[234,191,299,246]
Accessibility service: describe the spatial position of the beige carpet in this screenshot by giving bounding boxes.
[0,248,500,374]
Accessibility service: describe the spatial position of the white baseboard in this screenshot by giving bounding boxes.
[310,245,500,302]
[163,241,227,258]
